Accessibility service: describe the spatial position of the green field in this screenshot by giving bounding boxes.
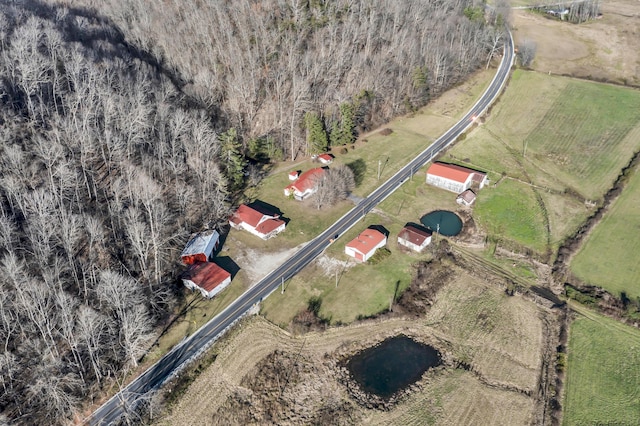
[475,178,547,253]
[571,164,640,299]
[444,70,640,257]
[563,305,640,425]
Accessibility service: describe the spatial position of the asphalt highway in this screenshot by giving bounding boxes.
[88,28,514,426]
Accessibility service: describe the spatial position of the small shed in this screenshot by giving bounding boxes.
[181,230,220,265]
[318,153,334,165]
[181,261,231,298]
[288,170,300,181]
[456,189,477,206]
[397,225,432,252]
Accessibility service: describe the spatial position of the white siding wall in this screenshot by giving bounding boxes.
[426,174,470,193]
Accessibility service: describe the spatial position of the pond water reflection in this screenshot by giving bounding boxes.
[346,335,442,399]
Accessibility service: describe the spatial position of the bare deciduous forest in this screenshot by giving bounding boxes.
[0,0,502,424]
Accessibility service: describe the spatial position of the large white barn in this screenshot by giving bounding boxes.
[426,162,487,194]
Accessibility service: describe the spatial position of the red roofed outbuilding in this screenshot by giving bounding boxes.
[456,189,477,206]
[426,162,487,194]
[181,262,231,298]
[229,204,286,240]
[284,167,326,200]
[345,228,387,262]
[397,225,432,252]
[181,230,220,265]
[318,153,334,164]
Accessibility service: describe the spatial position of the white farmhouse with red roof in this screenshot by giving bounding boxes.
[426,162,487,194]
[284,167,326,200]
[180,261,231,298]
[229,204,286,239]
[397,225,432,252]
[181,230,220,265]
[345,228,387,262]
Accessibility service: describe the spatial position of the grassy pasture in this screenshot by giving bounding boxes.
[521,81,640,199]
[474,178,547,253]
[443,70,640,256]
[563,305,640,425]
[571,164,640,299]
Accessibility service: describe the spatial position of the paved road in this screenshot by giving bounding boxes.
[88,28,514,426]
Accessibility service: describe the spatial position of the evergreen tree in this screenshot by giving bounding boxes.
[338,102,355,145]
[304,111,328,155]
[329,120,341,148]
[219,128,247,189]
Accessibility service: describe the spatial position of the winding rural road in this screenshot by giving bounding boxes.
[88,28,515,426]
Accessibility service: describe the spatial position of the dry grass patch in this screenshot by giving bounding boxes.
[156,265,547,426]
[512,0,640,85]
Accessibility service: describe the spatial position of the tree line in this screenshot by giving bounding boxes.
[69,0,508,161]
[0,3,230,424]
[0,0,508,423]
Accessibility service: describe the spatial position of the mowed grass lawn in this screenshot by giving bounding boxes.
[571,165,640,299]
[563,307,640,425]
[443,70,640,256]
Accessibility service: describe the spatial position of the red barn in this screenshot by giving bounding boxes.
[180,262,231,299]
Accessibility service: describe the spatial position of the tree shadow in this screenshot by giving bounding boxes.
[346,159,367,187]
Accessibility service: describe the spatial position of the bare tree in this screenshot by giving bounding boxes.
[517,39,537,68]
[312,165,355,210]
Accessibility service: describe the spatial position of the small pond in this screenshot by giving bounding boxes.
[346,335,442,399]
[420,210,463,236]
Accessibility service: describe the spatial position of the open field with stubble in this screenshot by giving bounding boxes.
[442,70,640,257]
[157,268,547,426]
[570,164,640,299]
[563,304,640,426]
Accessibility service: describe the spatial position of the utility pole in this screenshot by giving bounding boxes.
[281,276,284,294]
[377,159,382,180]
[335,270,338,288]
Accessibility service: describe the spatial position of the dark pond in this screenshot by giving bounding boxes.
[420,210,463,236]
[346,335,442,399]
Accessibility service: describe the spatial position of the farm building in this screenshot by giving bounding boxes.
[318,153,334,164]
[180,261,231,299]
[181,230,220,265]
[456,189,477,206]
[345,228,387,262]
[229,203,286,240]
[426,162,487,194]
[284,167,326,200]
[397,225,432,252]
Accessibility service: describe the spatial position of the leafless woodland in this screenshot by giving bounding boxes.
[0,0,505,424]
